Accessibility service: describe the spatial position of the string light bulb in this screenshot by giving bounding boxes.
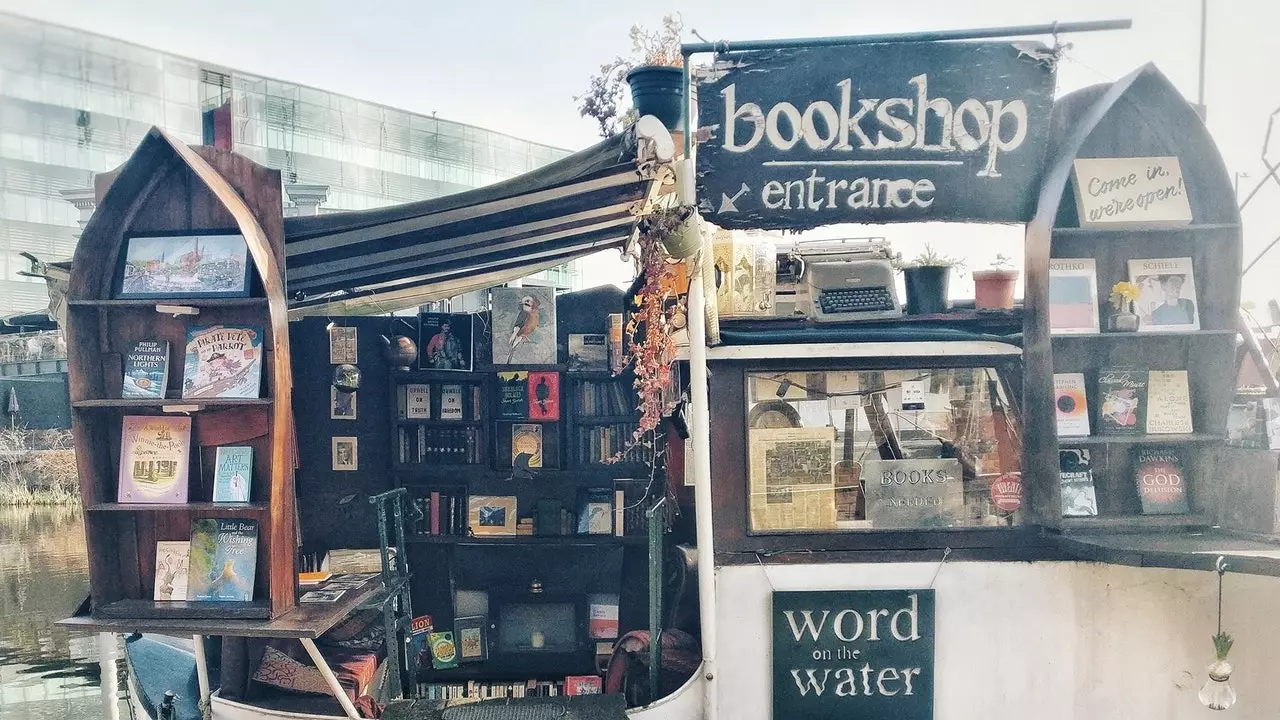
[1198,557,1236,711]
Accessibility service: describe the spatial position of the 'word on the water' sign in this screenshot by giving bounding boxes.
[694,41,1057,230]
[1071,156,1193,227]
[773,590,935,720]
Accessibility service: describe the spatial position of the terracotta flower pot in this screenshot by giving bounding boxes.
[972,269,1019,310]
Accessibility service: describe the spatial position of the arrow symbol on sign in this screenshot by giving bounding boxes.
[718,183,750,213]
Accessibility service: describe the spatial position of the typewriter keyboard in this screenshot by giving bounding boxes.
[818,287,896,314]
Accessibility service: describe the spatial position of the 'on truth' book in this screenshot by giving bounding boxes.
[187,518,258,602]
[118,415,191,504]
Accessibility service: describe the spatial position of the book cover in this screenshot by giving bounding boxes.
[1096,367,1148,435]
[299,589,346,603]
[1128,257,1200,332]
[492,287,557,365]
[406,384,431,419]
[298,571,331,587]
[122,340,170,399]
[1054,373,1091,437]
[577,488,613,535]
[468,495,517,536]
[1058,449,1098,517]
[511,423,543,468]
[419,312,473,371]
[1048,258,1100,334]
[187,518,258,602]
[440,385,463,420]
[607,313,625,374]
[408,615,434,671]
[153,541,190,601]
[212,446,253,503]
[118,416,191,503]
[568,334,608,372]
[1134,448,1191,515]
[498,371,529,420]
[588,594,620,639]
[1146,370,1193,434]
[430,631,459,669]
[565,676,603,696]
[527,372,560,421]
[181,325,264,398]
[454,615,489,663]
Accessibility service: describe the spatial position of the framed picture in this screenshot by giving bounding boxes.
[468,495,517,536]
[454,615,489,663]
[115,231,252,299]
[419,313,474,371]
[328,326,358,364]
[491,287,557,365]
[332,437,358,471]
[330,387,357,420]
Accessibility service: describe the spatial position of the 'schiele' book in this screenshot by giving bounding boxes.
[212,446,253,503]
[1128,257,1200,332]
[1048,258,1100,334]
[527,371,560,421]
[186,518,258,602]
[1058,449,1098,517]
[122,340,170,399]
[1134,448,1191,515]
[1096,367,1148,435]
[118,416,191,503]
[1146,370,1193,434]
[1054,373,1091,437]
[498,371,529,419]
[182,325,263,399]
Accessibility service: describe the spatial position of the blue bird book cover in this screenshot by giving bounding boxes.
[186,518,258,601]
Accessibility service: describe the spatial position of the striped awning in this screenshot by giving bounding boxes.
[283,119,674,316]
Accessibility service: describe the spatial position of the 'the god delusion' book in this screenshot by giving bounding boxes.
[182,325,263,399]
[212,446,253,503]
[1134,448,1190,515]
[1096,367,1148,435]
[118,416,191,503]
[187,518,258,602]
[1058,449,1098,517]
[122,340,170,399]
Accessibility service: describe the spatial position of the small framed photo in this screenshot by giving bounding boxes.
[330,387,357,420]
[455,615,489,663]
[328,326,358,364]
[332,437,358,471]
[468,495,517,536]
[115,231,252,299]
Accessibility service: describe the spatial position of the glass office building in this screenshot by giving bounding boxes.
[0,12,575,315]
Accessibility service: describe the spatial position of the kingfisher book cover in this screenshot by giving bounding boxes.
[187,518,258,602]
[122,340,170,399]
[212,446,253,503]
[182,325,263,399]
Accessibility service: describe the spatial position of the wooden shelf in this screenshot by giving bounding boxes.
[1058,433,1224,446]
[574,416,639,425]
[72,397,272,409]
[95,598,272,620]
[69,298,269,308]
[391,370,485,382]
[566,370,626,380]
[395,419,484,427]
[407,534,645,547]
[1051,329,1237,341]
[1051,223,1240,237]
[1058,514,1213,531]
[86,502,269,512]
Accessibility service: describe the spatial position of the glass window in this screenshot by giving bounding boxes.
[745,367,1023,533]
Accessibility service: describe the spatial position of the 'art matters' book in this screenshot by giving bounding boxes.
[1128,257,1200,332]
[212,446,253,503]
[1146,370,1193,434]
[1134,448,1191,515]
[1054,373,1091,437]
[186,518,258,601]
[1048,258,1100,334]
[119,415,191,503]
[1058,449,1098,517]
[1096,367,1148,435]
[182,325,263,398]
[122,340,170,399]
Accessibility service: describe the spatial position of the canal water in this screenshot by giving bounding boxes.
[0,507,127,719]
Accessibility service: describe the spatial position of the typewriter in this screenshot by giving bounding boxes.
[779,239,903,322]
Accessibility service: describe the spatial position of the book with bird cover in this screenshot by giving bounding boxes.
[182,325,263,399]
[187,518,258,602]
[527,371,560,421]
[491,287,557,365]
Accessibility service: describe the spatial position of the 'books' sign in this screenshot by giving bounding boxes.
[694,41,1056,230]
[773,590,934,720]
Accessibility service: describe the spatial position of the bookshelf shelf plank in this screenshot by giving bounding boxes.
[1057,433,1224,446]
[72,398,272,409]
[1050,330,1237,341]
[406,535,645,547]
[395,419,484,427]
[86,502,270,512]
[1051,223,1240,237]
[68,298,269,308]
[95,598,271,620]
[1058,514,1213,531]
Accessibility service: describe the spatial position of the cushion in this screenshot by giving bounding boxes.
[321,609,387,651]
[250,643,380,700]
[251,646,332,695]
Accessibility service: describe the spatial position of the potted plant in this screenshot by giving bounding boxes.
[899,245,961,315]
[972,254,1020,311]
[1107,281,1141,332]
[578,15,685,135]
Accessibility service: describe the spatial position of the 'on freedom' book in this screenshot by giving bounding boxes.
[187,518,258,602]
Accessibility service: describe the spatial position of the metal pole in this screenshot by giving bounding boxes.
[192,634,211,720]
[680,18,1130,55]
[1197,0,1208,108]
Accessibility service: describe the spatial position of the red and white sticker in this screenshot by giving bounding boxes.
[990,473,1023,513]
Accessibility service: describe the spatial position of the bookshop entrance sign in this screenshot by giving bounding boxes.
[773,590,935,720]
[694,41,1056,230]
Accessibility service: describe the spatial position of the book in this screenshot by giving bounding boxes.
[405,384,431,419]
[118,416,191,503]
[565,676,603,696]
[607,313,625,374]
[511,424,543,468]
[577,488,613,535]
[122,340,170,399]
[588,594,619,639]
[181,325,263,398]
[1058,449,1098,517]
[419,312,473,371]
[300,589,346,603]
[153,541,190,601]
[1054,373,1091,437]
[440,385,463,420]
[568,334,608,372]
[1048,258,1100,334]
[498,371,529,419]
[212,446,253,503]
[1146,370,1193,434]
[409,615,434,671]
[1096,367,1147,435]
[455,615,489,663]
[527,372,560,421]
[1134,448,1191,515]
[468,495,517,536]
[492,287,557,365]
[187,518,258,602]
[1128,257,1200,332]
[430,631,460,670]
[298,571,332,588]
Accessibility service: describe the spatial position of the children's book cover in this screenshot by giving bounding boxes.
[212,446,253,503]
[118,416,191,503]
[182,325,263,398]
[187,518,258,601]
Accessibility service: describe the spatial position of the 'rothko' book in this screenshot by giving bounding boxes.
[182,325,263,398]
[187,518,258,601]
[122,340,170,399]
[118,416,191,503]
[1054,373,1091,437]
[212,446,253,503]
[1048,258,1100,334]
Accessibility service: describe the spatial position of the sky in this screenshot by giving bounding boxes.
[6,0,1280,306]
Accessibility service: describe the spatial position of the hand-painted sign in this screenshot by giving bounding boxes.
[1071,156,1193,227]
[694,41,1057,230]
[773,590,934,720]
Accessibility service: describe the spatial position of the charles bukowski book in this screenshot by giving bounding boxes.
[182,325,263,399]
[186,518,258,602]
